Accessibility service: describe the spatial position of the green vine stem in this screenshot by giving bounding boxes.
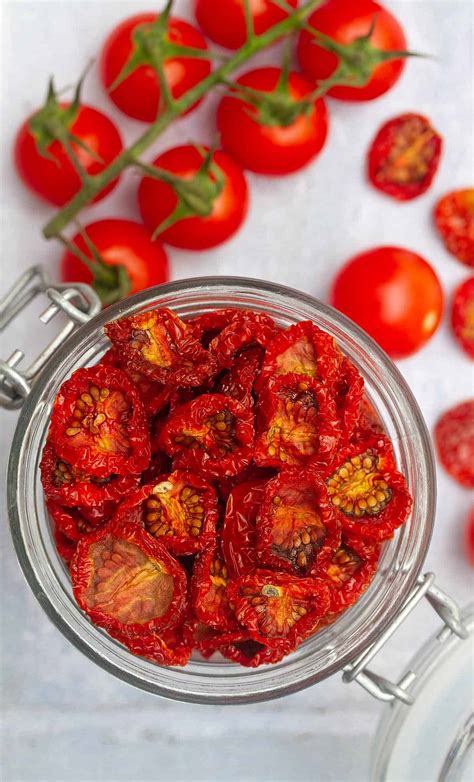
[42,0,323,240]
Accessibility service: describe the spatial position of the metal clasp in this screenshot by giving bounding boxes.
[343,573,469,705]
[0,266,101,410]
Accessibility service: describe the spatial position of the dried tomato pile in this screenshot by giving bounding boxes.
[41,307,413,668]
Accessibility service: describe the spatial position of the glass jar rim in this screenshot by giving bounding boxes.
[7,276,436,703]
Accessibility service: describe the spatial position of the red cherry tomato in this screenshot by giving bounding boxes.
[217,67,329,175]
[100,13,211,122]
[137,145,249,250]
[297,0,407,102]
[465,507,474,567]
[331,247,444,359]
[451,277,474,360]
[194,0,298,50]
[60,219,169,298]
[14,104,122,206]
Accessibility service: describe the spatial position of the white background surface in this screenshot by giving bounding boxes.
[0,1,473,780]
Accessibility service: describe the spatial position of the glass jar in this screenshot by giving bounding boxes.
[2,273,449,704]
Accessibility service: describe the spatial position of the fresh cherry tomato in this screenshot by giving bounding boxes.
[368,114,442,201]
[137,145,249,250]
[451,278,474,360]
[61,220,169,304]
[217,67,329,175]
[331,246,444,359]
[100,13,211,122]
[14,104,122,206]
[195,0,298,49]
[435,401,474,489]
[465,507,474,567]
[71,520,188,637]
[434,190,474,267]
[297,0,407,102]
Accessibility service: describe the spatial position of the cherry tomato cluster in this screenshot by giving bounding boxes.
[41,306,413,667]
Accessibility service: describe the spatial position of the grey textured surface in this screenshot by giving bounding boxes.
[1,1,473,781]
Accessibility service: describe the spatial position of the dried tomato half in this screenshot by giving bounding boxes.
[53,526,77,566]
[100,348,172,416]
[200,630,291,667]
[209,311,278,368]
[368,113,442,201]
[315,535,380,614]
[256,321,342,392]
[71,521,188,637]
[324,436,412,541]
[227,570,330,648]
[110,625,192,667]
[41,439,139,508]
[434,189,474,267]
[352,396,386,442]
[189,309,241,347]
[113,471,218,555]
[257,469,340,575]
[451,277,474,360]
[334,358,364,441]
[49,364,150,478]
[158,393,254,479]
[191,544,239,632]
[217,347,263,408]
[48,501,110,543]
[254,374,341,469]
[222,479,267,578]
[105,308,217,387]
[434,401,474,488]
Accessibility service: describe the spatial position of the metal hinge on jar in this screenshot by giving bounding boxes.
[0,266,101,410]
[343,572,469,705]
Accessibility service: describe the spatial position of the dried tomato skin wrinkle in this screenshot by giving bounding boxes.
[217,347,263,409]
[158,393,255,479]
[209,311,278,368]
[434,400,474,488]
[71,521,188,637]
[368,113,442,201]
[221,479,268,578]
[451,277,474,360]
[189,308,242,346]
[191,543,239,632]
[109,625,192,667]
[227,570,331,649]
[113,471,218,555]
[105,308,217,387]
[334,358,365,441]
[256,320,342,393]
[323,435,413,541]
[49,364,150,478]
[41,439,139,508]
[100,347,172,416]
[256,468,341,576]
[254,373,341,469]
[314,534,381,614]
[48,501,110,543]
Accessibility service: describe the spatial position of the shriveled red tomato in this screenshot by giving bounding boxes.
[256,320,342,392]
[315,535,380,614]
[434,190,474,267]
[41,439,139,508]
[209,311,277,368]
[49,365,150,478]
[352,396,386,442]
[368,114,442,201]
[297,0,407,102]
[138,145,248,250]
[435,401,474,488]
[158,394,255,479]
[451,278,474,360]
[190,309,242,347]
[195,0,298,50]
[324,435,412,541]
[61,220,169,306]
[47,502,110,543]
[255,374,341,469]
[71,521,188,637]
[100,348,173,417]
[257,469,341,575]
[54,526,77,566]
[217,347,263,408]
[100,13,211,122]
[465,507,474,568]
[227,570,330,648]
[113,471,218,555]
[334,358,364,441]
[105,308,217,387]
[191,544,239,631]
[15,103,122,207]
[200,630,292,667]
[217,67,329,175]
[331,246,444,359]
[222,479,267,577]
[111,624,192,667]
